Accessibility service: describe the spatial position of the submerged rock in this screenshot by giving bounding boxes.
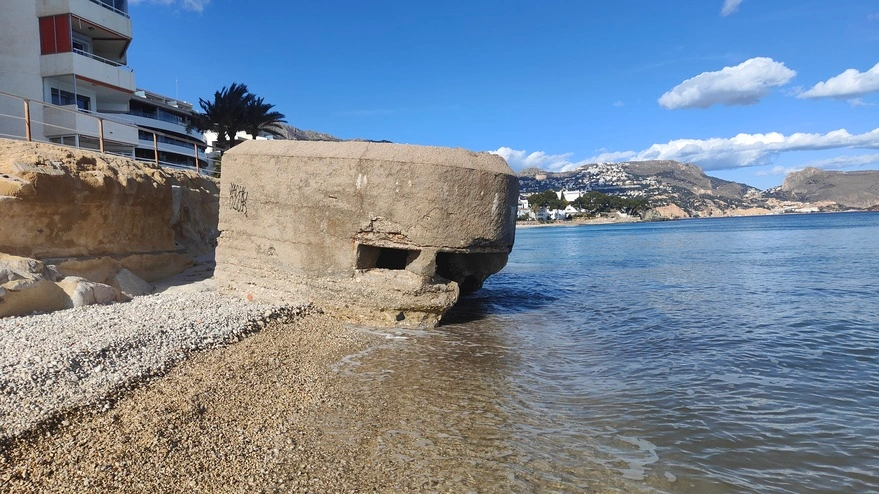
[215,141,519,327]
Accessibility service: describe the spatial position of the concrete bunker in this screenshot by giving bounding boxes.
[214,140,519,327]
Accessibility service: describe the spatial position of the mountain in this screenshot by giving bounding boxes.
[518,160,879,219]
[276,124,393,144]
[779,167,879,209]
[277,125,342,142]
[518,160,773,218]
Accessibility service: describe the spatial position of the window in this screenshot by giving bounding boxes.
[72,33,91,54]
[50,88,90,111]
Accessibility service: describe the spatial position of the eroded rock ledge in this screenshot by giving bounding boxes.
[0,139,218,317]
[215,141,519,327]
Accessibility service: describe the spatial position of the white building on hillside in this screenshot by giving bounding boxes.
[559,189,589,202]
[0,0,206,169]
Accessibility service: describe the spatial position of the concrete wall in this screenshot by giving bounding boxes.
[215,140,519,327]
[0,2,43,141]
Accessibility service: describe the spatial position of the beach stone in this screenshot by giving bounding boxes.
[215,141,519,327]
[59,277,116,307]
[0,278,71,316]
[111,268,154,299]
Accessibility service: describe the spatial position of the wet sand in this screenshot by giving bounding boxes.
[1,311,635,493]
[1,313,395,492]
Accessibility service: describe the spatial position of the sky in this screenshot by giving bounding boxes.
[127,0,879,189]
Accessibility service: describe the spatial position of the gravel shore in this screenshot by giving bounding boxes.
[0,291,306,442]
[1,309,388,492]
[0,277,630,492]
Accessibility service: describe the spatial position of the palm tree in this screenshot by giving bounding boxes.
[189,83,253,152]
[242,96,286,142]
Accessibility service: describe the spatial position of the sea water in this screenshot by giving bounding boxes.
[332,212,879,493]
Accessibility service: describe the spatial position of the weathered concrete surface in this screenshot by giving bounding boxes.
[215,140,518,327]
[0,139,219,317]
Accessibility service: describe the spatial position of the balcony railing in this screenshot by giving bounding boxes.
[0,89,216,177]
[89,0,129,18]
[129,110,187,126]
[72,48,132,71]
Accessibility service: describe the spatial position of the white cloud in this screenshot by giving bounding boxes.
[659,57,796,109]
[634,128,879,169]
[848,98,875,107]
[721,0,744,16]
[755,165,801,177]
[613,101,625,107]
[588,150,638,163]
[796,153,879,170]
[130,0,210,12]
[797,62,879,100]
[492,147,577,171]
[493,128,879,173]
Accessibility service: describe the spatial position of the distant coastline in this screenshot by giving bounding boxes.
[516,216,642,228]
[516,209,877,228]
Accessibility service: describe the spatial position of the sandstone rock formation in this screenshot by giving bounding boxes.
[215,141,518,327]
[0,139,219,317]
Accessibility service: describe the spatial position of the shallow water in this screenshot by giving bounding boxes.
[334,212,879,493]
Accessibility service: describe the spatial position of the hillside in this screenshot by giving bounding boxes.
[277,125,342,142]
[277,125,392,144]
[779,167,879,209]
[518,160,772,218]
[517,160,879,219]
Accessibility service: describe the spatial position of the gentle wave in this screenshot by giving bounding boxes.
[336,212,879,492]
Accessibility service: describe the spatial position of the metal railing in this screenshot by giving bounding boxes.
[72,47,133,71]
[89,0,129,18]
[128,109,188,126]
[0,89,217,178]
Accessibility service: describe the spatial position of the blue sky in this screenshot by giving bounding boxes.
[128,0,879,188]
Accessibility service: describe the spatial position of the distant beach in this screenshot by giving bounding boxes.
[516,216,643,228]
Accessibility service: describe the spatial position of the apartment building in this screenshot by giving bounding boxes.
[129,89,207,169]
[0,0,206,168]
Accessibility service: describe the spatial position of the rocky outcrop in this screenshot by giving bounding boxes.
[0,139,219,317]
[215,141,518,328]
[781,167,879,209]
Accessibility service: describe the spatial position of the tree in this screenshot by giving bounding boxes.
[573,191,650,217]
[242,96,286,142]
[528,190,568,211]
[189,83,286,152]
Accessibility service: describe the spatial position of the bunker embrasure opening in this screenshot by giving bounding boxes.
[356,244,421,270]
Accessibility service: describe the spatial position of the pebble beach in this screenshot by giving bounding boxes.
[0,262,421,492]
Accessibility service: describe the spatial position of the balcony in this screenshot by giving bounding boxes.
[38,0,132,38]
[43,105,139,146]
[41,51,136,93]
[137,136,208,161]
[126,113,206,143]
[89,0,128,17]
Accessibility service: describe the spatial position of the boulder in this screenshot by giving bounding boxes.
[58,277,116,307]
[0,253,128,316]
[215,141,518,327]
[0,277,71,317]
[111,268,154,300]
